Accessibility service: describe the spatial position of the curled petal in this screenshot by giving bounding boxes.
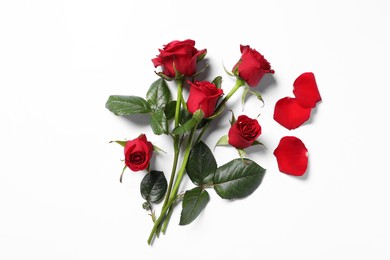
[273,136,308,176]
[273,97,312,130]
[293,72,322,108]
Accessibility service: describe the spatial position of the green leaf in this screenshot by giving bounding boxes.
[105,95,151,116]
[146,78,171,111]
[215,135,229,148]
[164,101,177,120]
[172,110,204,135]
[150,109,168,135]
[179,187,210,226]
[109,140,127,147]
[213,158,266,199]
[186,141,217,186]
[140,171,167,203]
[212,76,222,89]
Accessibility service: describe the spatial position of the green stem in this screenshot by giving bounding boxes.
[157,78,183,235]
[161,203,174,234]
[163,79,183,209]
[174,79,183,129]
[161,140,179,212]
[195,78,245,143]
[217,78,245,112]
[161,121,198,232]
[168,123,197,200]
[147,124,197,245]
[147,197,175,245]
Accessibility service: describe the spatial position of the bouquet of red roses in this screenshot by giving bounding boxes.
[105,39,321,245]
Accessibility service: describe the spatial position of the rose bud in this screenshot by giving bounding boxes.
[232,45,274,87]
[228,115,262,149]
[152,39,207,78]
[124,134,154,172]
[186,80,224,118]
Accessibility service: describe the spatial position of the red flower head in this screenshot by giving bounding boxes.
[187,80,224,118]
[232,45,274,87]
[124,134,154,172]
[228,115,262,149]
[273,136,308,176]
[152,39,207,78]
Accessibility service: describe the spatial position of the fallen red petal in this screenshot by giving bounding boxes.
[273,136,308,176]
[273,97,312,130]
[293,72,322,108]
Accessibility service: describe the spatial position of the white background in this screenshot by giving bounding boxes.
[1,0,389,259]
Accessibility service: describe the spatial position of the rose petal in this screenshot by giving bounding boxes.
[293,72,322,108]
[273,97,312,130]
[273,136,308,176]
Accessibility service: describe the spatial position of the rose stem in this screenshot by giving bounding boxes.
[195,78,245,143]
[147,124,197,245]
[157,78,183,235]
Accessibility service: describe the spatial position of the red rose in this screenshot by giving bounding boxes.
[187,80,224,118]
[228,115,262,149]
[152,39,207,78]
[232,45,274,87]
[273,136,308,176]
[124,134,153,172]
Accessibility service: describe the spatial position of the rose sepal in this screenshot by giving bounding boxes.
[155,71,173,81]
[109,140,127,147]
[171,109,204,135]
[214,135,229,149]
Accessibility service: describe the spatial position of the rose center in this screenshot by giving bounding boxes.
[130,152,146,165]
[241,124,257,138]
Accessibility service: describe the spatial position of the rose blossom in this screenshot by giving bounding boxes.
[228,115,262,149]
[152,39,207,78]
[186,80,224,118]
[232,44,274,87]
[124,134,153,172]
